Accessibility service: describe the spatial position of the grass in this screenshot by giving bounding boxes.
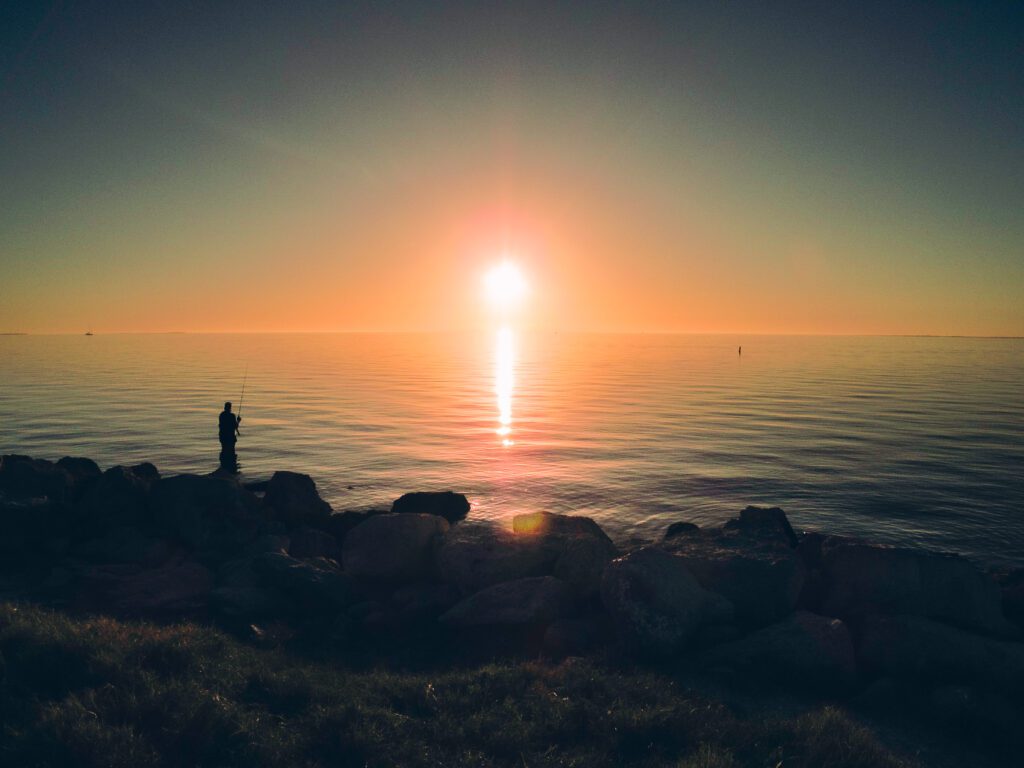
[0,601,916,767]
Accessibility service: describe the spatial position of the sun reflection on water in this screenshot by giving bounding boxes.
[495,325,514,446]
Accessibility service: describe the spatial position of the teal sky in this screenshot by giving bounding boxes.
[2,1,1022,335]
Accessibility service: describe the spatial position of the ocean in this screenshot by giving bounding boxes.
[1,332,1021,566]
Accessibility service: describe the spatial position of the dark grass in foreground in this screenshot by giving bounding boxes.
[0,603,912,768]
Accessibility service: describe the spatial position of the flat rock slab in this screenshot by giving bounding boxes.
[702,610,857,693]
[601,547,733,657]
[440,576,574,627]
[821,543,1011,635]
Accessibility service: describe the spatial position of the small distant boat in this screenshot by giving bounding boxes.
[85,329,94,336]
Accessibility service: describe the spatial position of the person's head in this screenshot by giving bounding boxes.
[224,401,232,412]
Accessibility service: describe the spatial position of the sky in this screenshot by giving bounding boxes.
[1,1,1022,335]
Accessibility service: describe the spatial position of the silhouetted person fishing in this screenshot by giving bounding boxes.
[219,401,241,472]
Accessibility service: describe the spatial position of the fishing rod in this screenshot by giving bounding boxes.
[236,364,248,435]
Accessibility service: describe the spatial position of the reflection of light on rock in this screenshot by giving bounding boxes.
[495,325,514,446]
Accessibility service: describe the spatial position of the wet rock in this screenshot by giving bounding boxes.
[662,524,804,629]
[392,491,470,524]
[701,610,857,693]
[512,511,612,542]
[664,522,700,540]
[821,543,1012,635]
[724,506,799,548]
[288,527,340,560]
[263,471,332,527]
[440,576,574,627]
[857,614,1024,699]
[254,552,356,609]
[435,521,557,594]
[601,547,733,657]
[151,474,266,552]
[343,513,449,583]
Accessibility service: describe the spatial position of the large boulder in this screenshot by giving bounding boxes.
[79,465,152,529]
[601,547,733,657]
[998,569,1024,630]
[392,491,470,524]
[74,526,175,567]
[701,610,857,693]
[0,455,72,506]
[435,521,558,594]
[724,506,799,548]
[857,614,1024,700]
[263,471,332,527]
[150,474,266,552]
[254,552,357,609]
[513,512,619,599]
[342,513,449,583]
[440,576,574,627]
[662,519,804,629]
[55,456,102,500]
[821,542,1012,635]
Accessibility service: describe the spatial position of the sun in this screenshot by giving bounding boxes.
[483,260,528,313]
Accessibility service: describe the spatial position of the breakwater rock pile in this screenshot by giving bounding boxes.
[2,453,1023,718]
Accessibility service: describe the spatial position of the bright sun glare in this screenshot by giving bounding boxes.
[483,260,528,313]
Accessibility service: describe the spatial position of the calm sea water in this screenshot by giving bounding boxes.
[1,333,1021,566]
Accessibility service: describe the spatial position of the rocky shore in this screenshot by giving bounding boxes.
[2,453,1023,737]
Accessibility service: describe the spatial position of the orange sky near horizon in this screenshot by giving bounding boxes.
[3,4,1023,337]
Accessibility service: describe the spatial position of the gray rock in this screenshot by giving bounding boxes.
[263,471,332,527]
[343,513,449,583]
[440,576,574,627]
[390,582,462,622]
[0,455,71,506]
[56,456,102,499]
[392,491,470,524]
[858,614,1024,699]
[288,527,340,560]
[254,552,356,609]
[662,526,804,629]
[724,506,799,548]
[553,533,619,599]
[151,474,266,551]
[80,465,152,528]
[701,610,857,692]
[75,526,175,566]
[435,521,558,593]
[821,543,1012,635]
[512,511,613,543]
[601,547,733,657]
